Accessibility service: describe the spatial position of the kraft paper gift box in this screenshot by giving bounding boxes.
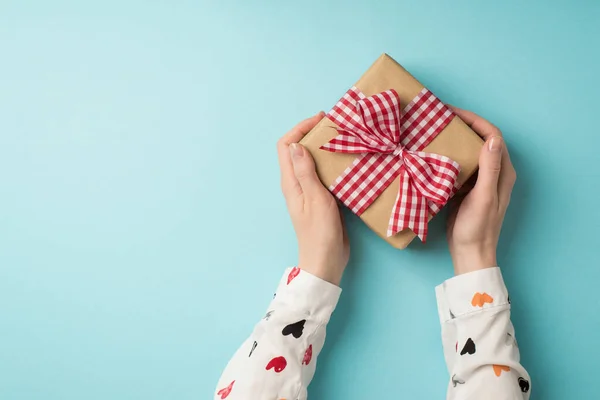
[299,54,484,249]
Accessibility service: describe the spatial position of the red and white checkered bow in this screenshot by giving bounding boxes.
[322,87,460,242]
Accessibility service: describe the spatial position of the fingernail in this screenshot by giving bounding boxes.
[489,136,503,152]
[289,143,303,159]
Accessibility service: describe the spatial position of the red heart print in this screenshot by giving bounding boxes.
[217,380,234,399]
[287,267,300,285]
[266,356,287,373]
[303,344,313,366]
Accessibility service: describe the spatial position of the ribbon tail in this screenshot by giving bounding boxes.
[428,183,461,217]
[387,169,430,241]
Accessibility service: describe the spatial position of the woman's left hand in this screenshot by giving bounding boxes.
[277,112,350,286]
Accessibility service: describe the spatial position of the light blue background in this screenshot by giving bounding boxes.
[1,1,599,399]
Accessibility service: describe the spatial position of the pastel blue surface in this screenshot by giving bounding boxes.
[1,1,599,399]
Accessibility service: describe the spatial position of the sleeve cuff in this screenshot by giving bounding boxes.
[435,267,509,324]
[270,267,342,323]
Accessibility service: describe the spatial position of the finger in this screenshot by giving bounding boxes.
[450,106,503,141]
[447,200,459,229]
[289,143,328,199]
[473,136,503,199]
[455,172,477,198]
[498,147,517,209]
[281,111,326,145]
[278,112,325,198]
[451,106,509,204]
[340,208,349,242]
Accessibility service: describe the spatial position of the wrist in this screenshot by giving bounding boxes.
[451,246,497,275]
[298,262,343,286]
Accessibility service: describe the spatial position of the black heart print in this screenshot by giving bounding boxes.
[452,374,465,387]
[460,338,476,355]
[263,310,274,321]
[249,341,258,357]
[506,332,514,346]
[282,320,306,339]
[518,377,530,393]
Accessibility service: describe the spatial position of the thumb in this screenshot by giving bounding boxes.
[474,136,503,196]
[289,143,326,198]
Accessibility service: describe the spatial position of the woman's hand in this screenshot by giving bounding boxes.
[447,107,517,275]
[277,112,350,286]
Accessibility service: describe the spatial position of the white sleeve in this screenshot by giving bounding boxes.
[214,267,341,400]
[436,267,531,400]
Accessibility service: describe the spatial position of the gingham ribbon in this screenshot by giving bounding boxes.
[322,87,459,242]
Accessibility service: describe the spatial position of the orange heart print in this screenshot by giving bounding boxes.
[493,365,511,377]
[471,292,494,307]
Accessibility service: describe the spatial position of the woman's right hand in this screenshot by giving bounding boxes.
[277,113,350,286]
[446,107,517,275]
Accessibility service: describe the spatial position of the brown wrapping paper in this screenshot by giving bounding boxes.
[299,54,484,249]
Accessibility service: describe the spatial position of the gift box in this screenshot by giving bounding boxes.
[300,54,484,249]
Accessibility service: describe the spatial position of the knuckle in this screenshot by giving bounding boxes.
[296,169,315,183]
[276,138,286,150]
[506,167,517,184]
[478,192,497,208]
[489,164,502,173]
[310,190,334,206]
[500,192,513,209]
[294,165,310,179]
[316,189,333,202]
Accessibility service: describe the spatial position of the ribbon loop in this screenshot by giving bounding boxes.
[322,87,459,242]
[356,89,402,148]
[403,151,458,205]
